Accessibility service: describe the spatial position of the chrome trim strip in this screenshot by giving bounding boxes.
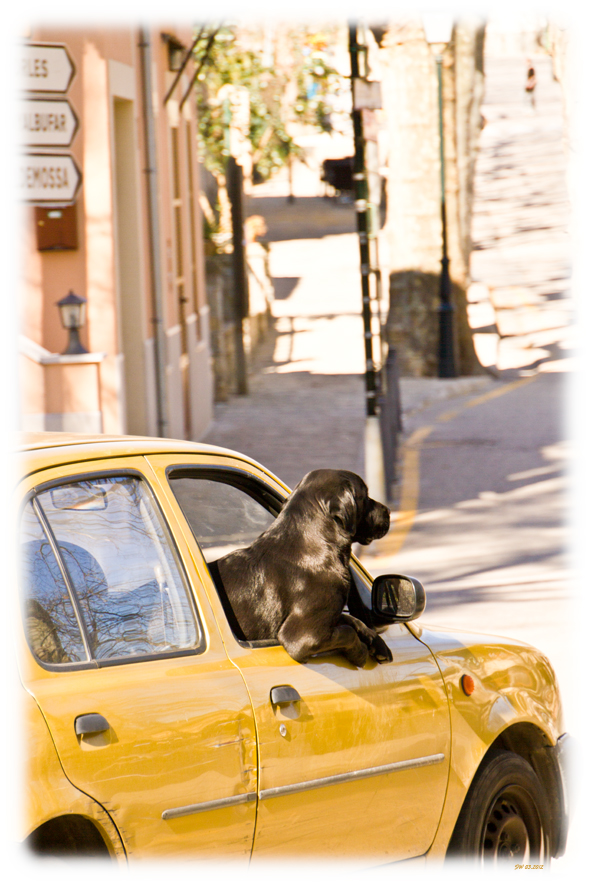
[162,791,257,820]
[259,754,445,801]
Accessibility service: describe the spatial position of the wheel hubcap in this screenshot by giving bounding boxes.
[481,789,542,863]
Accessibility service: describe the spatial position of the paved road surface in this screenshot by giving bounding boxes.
[362,371,572,697]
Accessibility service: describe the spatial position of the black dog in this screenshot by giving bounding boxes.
[215,469,393,667]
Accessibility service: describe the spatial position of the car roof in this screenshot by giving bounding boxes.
[18,431,226,455]
[16,432,283,486]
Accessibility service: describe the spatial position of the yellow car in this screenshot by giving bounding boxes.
[16,432,569,866]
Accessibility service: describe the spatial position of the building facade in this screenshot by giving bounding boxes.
[19,26,214,439]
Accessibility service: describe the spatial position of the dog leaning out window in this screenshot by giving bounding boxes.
[169,469,393,667]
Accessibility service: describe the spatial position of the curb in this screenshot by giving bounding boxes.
[399,376,495,420]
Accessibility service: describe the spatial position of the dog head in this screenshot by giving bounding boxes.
[293,470,390,545]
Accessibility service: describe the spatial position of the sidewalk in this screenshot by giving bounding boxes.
[468,54,572,372]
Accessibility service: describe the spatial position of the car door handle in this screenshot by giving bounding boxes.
[270,685,301,706]
[75,713,111,736]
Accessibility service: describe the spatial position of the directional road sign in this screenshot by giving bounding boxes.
[352,78,382,110]
[21,154,82,204]
[22,43,76,94]
[22,98,79,147]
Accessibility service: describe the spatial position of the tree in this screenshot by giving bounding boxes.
[193,23,343,235]
[372,16,486,376]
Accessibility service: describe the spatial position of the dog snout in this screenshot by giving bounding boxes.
[354,499,390,544]
[371,501,391,538]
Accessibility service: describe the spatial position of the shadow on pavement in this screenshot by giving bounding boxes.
[272,277,300,300]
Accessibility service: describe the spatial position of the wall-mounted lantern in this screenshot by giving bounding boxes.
[162,33,185,72]
[56,290,88,355]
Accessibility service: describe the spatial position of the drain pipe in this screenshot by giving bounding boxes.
[139,27,168,438]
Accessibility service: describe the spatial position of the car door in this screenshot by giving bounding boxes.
[149,453,451,864]
[17,456,257,860]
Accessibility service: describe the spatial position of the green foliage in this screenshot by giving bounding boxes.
[293,48,340,133]
[194,24,342,183]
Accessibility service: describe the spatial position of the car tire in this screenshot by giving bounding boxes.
[447,750,551,864]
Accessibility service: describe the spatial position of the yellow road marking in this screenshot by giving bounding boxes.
[436,409,459,422]
[463,374,536,409]
[372,424,433,558]
[369,374,538,562]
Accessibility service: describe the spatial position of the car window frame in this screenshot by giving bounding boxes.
[19,467,206,672]
[165,464,376,648]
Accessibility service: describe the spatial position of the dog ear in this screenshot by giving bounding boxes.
[329,484,358,537]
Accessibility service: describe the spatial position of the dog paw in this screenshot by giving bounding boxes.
[370,634,393,663]
[347,645,369,668]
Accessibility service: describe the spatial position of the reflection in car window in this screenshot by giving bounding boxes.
[20,501,87,664]
[169,476,276,562]
[169,474,282,645]
[21,475,201,665]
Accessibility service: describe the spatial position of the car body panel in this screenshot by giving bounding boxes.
[21,680,127,862]
[226,633,451,862]
[408,623,564,858]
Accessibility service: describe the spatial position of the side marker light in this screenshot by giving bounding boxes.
[461,674,475,696]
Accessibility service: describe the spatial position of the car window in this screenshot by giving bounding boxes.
[168,473,280,643]
[169,475,276,561]
[21,474,202,666]
[167,471,374,645]
[20,501,88,665]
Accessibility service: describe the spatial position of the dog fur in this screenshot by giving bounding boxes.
[214,469,393,667]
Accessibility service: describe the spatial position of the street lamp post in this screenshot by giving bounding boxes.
[349,22,387,504]
[422,14,457,378]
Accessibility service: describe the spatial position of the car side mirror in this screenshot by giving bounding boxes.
[371,574,426,623]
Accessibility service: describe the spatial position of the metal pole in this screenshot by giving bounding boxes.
[349,23,387,503]
[435,54,457,378]
[139,27,169,437]
[226,156,249,395]
[349,23,377,418]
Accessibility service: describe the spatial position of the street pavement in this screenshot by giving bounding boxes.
[362,371,572,699]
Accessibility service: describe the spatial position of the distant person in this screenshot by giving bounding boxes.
[245,215,267,244]
[525,60,537,110]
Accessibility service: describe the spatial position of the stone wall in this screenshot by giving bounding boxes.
[205,242,274,400]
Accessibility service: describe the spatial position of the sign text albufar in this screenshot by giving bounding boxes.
[21,99,79,147]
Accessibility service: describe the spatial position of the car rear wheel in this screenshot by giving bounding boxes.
[447,750,551,864]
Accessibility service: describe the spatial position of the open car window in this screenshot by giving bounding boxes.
[167,469,373,643]
[168,471,279,645]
